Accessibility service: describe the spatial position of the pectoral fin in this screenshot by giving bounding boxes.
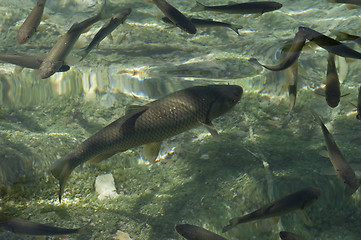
[117,105,148,132]
[88,151,119,164]
[200,120,219,139]
[143,141,162,163]
[296,209,313,227]
[107,33,114,42]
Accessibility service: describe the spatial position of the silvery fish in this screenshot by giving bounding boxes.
[79,8,132,61]
[249,29,306,71]
[176,224,227,240]
[17,0,46,44]
[299,26,361,59]
[222,187,321,232]
[161,16,242,35]
[191,1,282,14]
[0,53,69,72]
[39,1,107,79]
[51,85,243,201]
[325,53,341,108]
[312,112,360,194]
[153,0,197,34]
[280,231,305,240]
[0,214,79,236]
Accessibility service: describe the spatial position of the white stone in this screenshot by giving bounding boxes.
[95,173,119,200]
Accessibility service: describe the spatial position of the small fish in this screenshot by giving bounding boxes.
[39,1,107,79]
[279,231,305,240]
[79,8,132,61]
[357,87,361,120]
[222,187,321,232]
[0,214,79,236]
[325,53,341,108]
[0,53,69,72]
[312,111,360,193]
[153,0,196,34]
[17,0,46,44]
[190,1,282,14]
[332,31,361,45]
[249,29,306,71]
[176,224,227,240]
[161,17,242,35]
[299,26,361,59]
[51,85,242,201]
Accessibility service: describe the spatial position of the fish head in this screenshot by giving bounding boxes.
[59,65,70,72]
[17,28,34,44]
[40,60,64,79]
[208,85,243,119]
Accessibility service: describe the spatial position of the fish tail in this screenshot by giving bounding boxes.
[230,24,243,35]
[222,218,239,233]
[77,48,90,61]
[310,109,323,125]
[50,155,75,202]
[190,1,206,12]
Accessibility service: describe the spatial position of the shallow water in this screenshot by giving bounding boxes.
[0,0,361,239]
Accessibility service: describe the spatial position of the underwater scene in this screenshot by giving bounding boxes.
[1,0,361,239]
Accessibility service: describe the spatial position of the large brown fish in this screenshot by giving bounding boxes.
[312,112,360,193]
[17,0,46,44]
[176,224,227,240]
[325,53,341,108]
[39,1,106,78]
[51,85,243,201]
[249,29,307,71]
[191,1,282,14]
[222,187,321,232]
[153,0,196,34]
[0,214,79,236]
[299,26,361,59]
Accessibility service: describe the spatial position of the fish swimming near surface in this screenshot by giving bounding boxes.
[161,16,242,35]
[79,8,132,61]
[249,28,307,71]
[39,0,107,79]
[51,85,243,201]
[325,53,341,108]
[17,0,46,44]
[176,224,227,240]
[222,187,321,232]
[299,26,361,59]
[0,53,69,72]
[312,111,360,194]
[279,231,305,240]
[190,1,283,14]
[153,0,197,34]
[0,214,79,236]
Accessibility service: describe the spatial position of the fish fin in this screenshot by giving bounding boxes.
[340,92,350,98]
[107,33,114,42]
[82,26,92,34]
[117,105,149,132]
[296,209,313,227]
[50,156,75,202]
[248,58,263,68]
[229,24,243,35]
[349,102,357,108]
[125,105,148,116]
[273,217,280,224]
[319,149,329,158]
[37,23,47,32]
[280,84,288,93]
[345,58,357,64]
[190,1,206,12]
[281,112,293,128]
[222,218,239,233]
[14,66,24,75]
[200,120,219,139]
[143,141,162,163]
[314,88,326,97]
[88,151,118,164]
[228,1,237,4]
[42,14,50,21]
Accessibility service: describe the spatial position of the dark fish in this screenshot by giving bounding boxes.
[39,1,107,78]
[161,17,242,35]
[0,53,69,72]
[153,0,196,34]
[222,187,321,232]
[190,1,282,14]
[327,0,361,6]
[280,231,305,240]
[51,85,243,201]
[17,0,46,44]
[0,215,79,236]
[325,53,341,108]
[299,26,361,59]
[249,29,306,71]
[79,8,132,61]
[357,87,361,120]
[176,224,227,240]
[312,112,360,193]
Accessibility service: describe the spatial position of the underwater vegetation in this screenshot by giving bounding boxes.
[0,0,361,240]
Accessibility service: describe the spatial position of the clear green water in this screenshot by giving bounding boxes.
[1,0,361,239]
